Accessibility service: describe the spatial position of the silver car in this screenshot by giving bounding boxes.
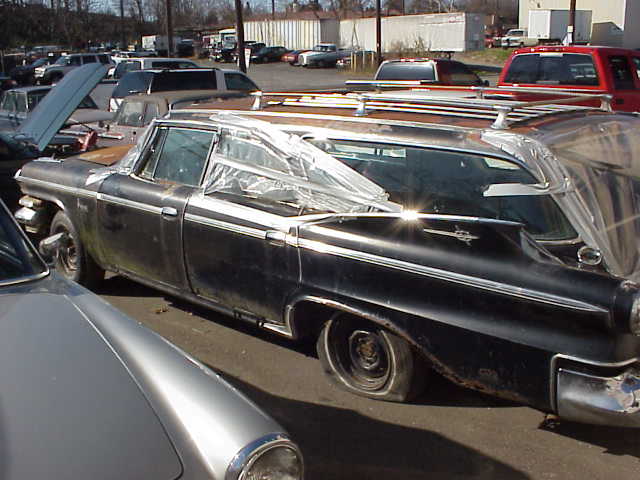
[0,200,303,479]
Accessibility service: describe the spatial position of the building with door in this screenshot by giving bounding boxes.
[519,0,640,48]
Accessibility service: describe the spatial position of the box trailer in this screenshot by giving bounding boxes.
[528,10,592,43]
[141,35,182,54]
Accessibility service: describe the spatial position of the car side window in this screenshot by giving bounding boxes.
[139,127,214,186]
[98,54,110,64]
[82,56,97,64]
[308,138,576,241]
[69,56,82,66]
[224,72,258,91]
[609,56,636,90]
[632,57,640,81]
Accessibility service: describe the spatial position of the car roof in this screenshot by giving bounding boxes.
[133,68,217,74]
[122,90,245,104]
[512,45,640,56]
[170,91,618,140]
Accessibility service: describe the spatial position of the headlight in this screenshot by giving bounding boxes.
[226,433,303,480]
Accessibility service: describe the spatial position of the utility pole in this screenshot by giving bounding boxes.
[166,0,174,56]
[235,0,247,73]
[375,0,382,66]
[119,0,125,51]
[272,0,275,20]
[567,0,576,45]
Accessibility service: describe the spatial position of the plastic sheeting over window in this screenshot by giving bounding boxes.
[204,114,399,214]
[483,114,640,281]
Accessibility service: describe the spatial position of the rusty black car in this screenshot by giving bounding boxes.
[14,89,640,427]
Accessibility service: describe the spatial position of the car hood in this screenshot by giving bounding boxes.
[0,276,182,480]
[17,63,107,151]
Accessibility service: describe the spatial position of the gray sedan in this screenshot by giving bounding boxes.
[0,200,303,479]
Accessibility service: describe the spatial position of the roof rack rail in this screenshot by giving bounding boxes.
[249,89,613,130]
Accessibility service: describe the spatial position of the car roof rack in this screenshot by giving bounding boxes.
[249,87,613,130]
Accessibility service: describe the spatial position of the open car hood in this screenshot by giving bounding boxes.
[18,63,108,152]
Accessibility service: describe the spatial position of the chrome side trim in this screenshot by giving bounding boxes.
[549,353,639,412]
[97,193,163,215]
[225,433,302,480]
[185,213,266,239]
[0,269,49,287]
[15,175,97,199]
[296,237,607,314]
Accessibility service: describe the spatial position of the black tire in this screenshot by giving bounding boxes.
[519,42,525,48]
[50,210,104,288]
[317,314,427,402]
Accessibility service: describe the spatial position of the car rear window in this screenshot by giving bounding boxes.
[504,53,599,86]
[376,62,435,81]
[608,56,636,90]
[151,61,196,68]
[150,71,217,92]
[114,61,142,79]
[112,71,154,98]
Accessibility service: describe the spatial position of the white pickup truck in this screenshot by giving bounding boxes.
[500,29,538,48]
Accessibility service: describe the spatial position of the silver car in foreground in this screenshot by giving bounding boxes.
[0,200,302,479]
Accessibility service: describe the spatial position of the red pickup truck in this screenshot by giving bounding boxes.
[497,45,640,112]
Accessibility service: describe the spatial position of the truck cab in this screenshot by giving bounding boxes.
[497,45,640,112]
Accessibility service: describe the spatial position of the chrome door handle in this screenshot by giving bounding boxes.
[161,206,178,217]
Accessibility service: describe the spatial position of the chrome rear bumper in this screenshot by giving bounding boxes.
[557,367,640,427]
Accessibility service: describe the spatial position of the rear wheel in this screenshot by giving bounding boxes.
[50,211,104,288]
[317,313,427,402]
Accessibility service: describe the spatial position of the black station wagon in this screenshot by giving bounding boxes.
[14,89,640,428]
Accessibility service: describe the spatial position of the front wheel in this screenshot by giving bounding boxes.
[317,314,427,402]
[50,211,104,288]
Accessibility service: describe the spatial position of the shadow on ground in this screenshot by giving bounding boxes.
[211,368,531,480]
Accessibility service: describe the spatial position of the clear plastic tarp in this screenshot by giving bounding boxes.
[204,114,399,213]
[483,114,640,281]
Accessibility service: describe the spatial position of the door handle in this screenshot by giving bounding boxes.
[265,230,286,246]
[161,206,178,217]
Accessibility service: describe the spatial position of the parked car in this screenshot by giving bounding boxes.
[500,28,538,48]
[497,45,640,112]
[0,64,109,211]
[105,90,249,144]
[109,68,259,111]
[251,46,288,64]
[282,49,310,66]
[373,58,487,86]
[15,89,640,427]
[0,198,303,480]
[9,56,59,85]
[0,85,112,132]
[298,44,352,68]
[35,53,114,85]
[110,57,200,79]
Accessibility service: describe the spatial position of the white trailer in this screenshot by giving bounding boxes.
[244,20,338,50]
[339,12,484,53]
[141,35,182,53]
[528,10,592,43]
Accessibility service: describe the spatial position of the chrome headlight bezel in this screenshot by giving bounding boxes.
[226,433,303,480]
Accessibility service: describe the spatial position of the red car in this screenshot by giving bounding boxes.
[497,45,640,112]
[282,49,309,66]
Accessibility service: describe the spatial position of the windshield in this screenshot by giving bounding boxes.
[308,138,575,240]
[31,58,48,68]
[0,205,47,283]
[55,56,70,66]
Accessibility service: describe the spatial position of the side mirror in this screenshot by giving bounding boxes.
[38,232,68,264]
[577,245,602,266]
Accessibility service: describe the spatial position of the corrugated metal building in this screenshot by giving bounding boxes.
[519,0,640,48]
[244,12,484,52]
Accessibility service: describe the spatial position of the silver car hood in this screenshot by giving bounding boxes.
[17,63,107,151]
[0,280,182,480]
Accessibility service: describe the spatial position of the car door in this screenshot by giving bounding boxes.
[97,124,216,291]
[182,128,300,324]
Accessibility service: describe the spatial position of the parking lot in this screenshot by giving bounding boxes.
[82,62,638,480]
